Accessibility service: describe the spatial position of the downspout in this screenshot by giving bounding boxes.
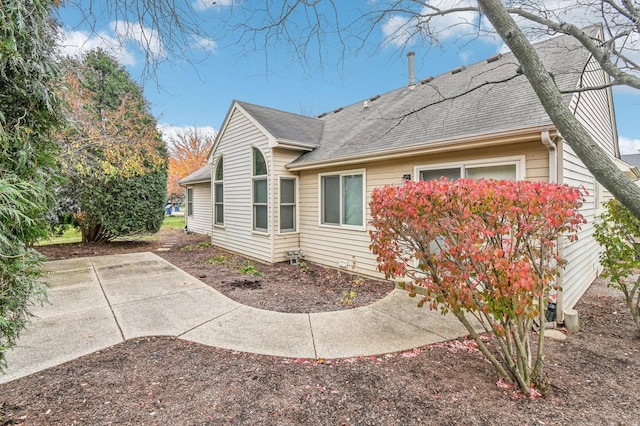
[541,131,557,183]
[542,131,564,323]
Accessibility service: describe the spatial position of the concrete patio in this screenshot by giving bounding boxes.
[1,252,475,384]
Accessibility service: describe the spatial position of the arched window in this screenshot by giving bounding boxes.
[252,148,268,232]
[214,157,224,226]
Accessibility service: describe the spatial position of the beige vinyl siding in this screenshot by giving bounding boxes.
[210,108,273,262]
[558,57,617,315]
[298,141,549,277]
[185,182,212,235]
[272,148,304,262]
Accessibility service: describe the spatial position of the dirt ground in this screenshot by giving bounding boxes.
[1,229,639,425]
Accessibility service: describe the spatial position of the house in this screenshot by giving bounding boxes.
[621,154,640,174]
[187,28,620,322]
[179,164,212,235]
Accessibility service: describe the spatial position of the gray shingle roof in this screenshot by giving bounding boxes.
[284,30,593,166]
[179,164,211,184]
[236,101,324,147]
[622,154,640,168]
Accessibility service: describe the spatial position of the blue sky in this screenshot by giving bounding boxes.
[56,1,640,153]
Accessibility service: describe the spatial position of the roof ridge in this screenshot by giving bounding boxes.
[327,28,596,114]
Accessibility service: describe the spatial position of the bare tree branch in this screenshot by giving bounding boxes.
[477,0,640,219]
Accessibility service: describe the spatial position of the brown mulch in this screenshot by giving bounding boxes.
[1,230,639,425]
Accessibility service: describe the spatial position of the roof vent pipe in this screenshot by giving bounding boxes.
[407,51,415,86]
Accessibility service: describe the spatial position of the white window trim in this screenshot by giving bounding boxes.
[594,179,605,217]
[414,155,526,181]
[251,146,269,235]
[318,168,367,231]
[278,176,299,235]
[213,156,225,228]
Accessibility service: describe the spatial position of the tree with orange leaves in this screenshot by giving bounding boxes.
[165,127,215,203]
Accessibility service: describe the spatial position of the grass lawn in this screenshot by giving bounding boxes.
[161,215,186,231]
[37,227,82,245]
[37,215,185,246]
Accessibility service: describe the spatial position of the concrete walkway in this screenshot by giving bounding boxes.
[1,252,474,384]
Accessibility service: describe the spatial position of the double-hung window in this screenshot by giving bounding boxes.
[186,187,193,216]
[320,170,365,228]
[252,148,268,232]
[280,177,296,233]
[214,158,224,226]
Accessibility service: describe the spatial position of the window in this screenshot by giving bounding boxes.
[214,158,224,226]
[186,187,193,216]
[280,178,296,232]
[417,157,523,182]
[321,171,364,227]
[252,148,268,232]
[594,180,605,215]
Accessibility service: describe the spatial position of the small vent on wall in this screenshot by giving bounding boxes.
[420,76,434,84]
[317,112,327,118]
[369,94,381,102]
[333,107,344,114]
[451,66,466,75]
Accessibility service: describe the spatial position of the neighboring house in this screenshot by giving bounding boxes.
[621,153,640,169]
[618,154,640,187]
[179,164,212,235]
[197,28,621,322]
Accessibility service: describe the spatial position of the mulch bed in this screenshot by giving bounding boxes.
[1,230,638,425]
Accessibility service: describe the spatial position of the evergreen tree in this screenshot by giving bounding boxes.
[0,0,62,369]
[55,50,168,243]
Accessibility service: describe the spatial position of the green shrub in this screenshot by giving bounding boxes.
[0,0,62,371]
[594,199,640,335]
[238,264,262,277]
[206,255,227,265]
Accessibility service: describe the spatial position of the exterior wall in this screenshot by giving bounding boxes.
[559,57,618,315]
[210,108,273,262]
[272,148,304,262]
[297,141,549,277]
[185,182,212,235]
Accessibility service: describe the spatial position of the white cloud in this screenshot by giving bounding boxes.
[459,49,475,63]
[381,15,414,47]
[59,21,165,66]
[158,124,217,147]
[59,29,137,66]
[194,36,218,52]
[381,0,489,48]
[498,1,640,68]
[619,136,640,155]
[110,20,165,59]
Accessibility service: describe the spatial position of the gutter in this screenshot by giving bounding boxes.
[286,124,557,171]
[276,138,319,152]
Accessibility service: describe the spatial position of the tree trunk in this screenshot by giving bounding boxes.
[477,0,640,220]
[81,224,114,243]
